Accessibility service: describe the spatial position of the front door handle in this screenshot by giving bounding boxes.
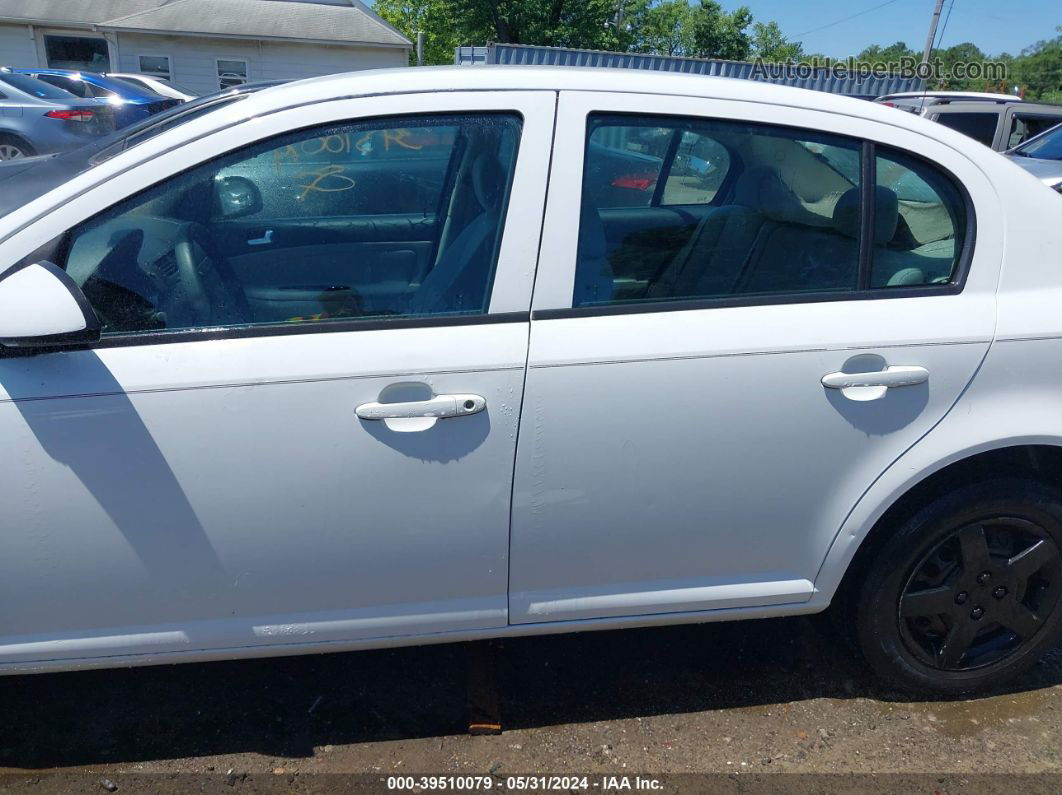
[248,229,273,246]
[356,394,486,421]
[822,365,929,402]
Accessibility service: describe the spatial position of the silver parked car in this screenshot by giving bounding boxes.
[0,69,115,159]
[1007,121,1062,193]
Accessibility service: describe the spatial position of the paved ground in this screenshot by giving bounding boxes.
[0,616,1059,788]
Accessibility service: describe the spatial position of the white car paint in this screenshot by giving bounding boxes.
[0,262,94,340]
[0,66,1060,674]
[107,73,196,102]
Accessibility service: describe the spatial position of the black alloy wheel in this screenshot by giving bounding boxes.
[898,518,1061,671]
[856,478,1062,694]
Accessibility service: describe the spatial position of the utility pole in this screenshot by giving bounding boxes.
[921,0,945,68]
[417,31,424,66]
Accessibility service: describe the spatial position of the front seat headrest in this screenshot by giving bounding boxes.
[833,186,900,244]
[745,169,823,226]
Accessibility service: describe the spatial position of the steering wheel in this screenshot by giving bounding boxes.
[172,222,245,326]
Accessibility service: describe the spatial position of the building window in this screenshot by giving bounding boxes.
[44,34,110,71]
[217,59,248,90]
[138,55,172,81]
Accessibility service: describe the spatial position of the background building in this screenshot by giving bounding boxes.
[0,0,410,95]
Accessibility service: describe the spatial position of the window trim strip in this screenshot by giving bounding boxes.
[0,311,530,358]
[857,140,875,291]
[533,283,965,321]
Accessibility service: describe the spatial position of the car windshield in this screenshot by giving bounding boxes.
[1013,124,1062,161]
[0,72,75,99]
[0,82,284,218]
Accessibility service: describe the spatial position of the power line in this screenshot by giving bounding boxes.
[793,0,906,39]
[934,0,957,51]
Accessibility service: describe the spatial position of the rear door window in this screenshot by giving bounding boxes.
[576,114,862,307]
[573,113,970,309]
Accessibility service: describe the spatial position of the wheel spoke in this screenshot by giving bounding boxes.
[1006,539,1055,581]
[901,585,956,618]
[938,619,979,668]
[999,603,1043,640]
[958,524,991,573]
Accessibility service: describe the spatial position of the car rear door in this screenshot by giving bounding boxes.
[0,90,554,668]
[508,90,1001,625]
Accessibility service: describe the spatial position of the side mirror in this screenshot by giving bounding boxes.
[214,175,262,219]
[0,261,101,348]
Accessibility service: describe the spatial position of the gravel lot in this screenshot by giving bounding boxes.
[0,616,1059,790]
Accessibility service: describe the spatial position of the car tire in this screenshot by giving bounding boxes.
[856,477,1062,695]
[0,135,34,160]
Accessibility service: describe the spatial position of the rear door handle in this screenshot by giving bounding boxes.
[822,365,929,402]
[356,394,486,420]
[821,365,929,390]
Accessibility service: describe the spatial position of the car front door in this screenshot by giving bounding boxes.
[508,91,1001,624]
[0,90,554,668]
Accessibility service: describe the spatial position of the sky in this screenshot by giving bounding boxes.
[729,0,1059,58]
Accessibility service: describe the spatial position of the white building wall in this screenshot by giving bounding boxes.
[114,33,407,95]
[0,23,38,69]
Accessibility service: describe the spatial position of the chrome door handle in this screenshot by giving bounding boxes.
[356,394,486,421]
[821,366,930,390]
[248,229,273,246]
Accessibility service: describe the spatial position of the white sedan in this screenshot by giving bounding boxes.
[0,67,1060,696]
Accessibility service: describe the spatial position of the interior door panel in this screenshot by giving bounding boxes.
[216,214,438,319]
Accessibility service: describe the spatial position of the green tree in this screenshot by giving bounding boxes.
[932,41,989,90]
[455,0,639,50]
[687,0,753,61]
[374,0,462,65]
[856,41,917,62]
[1009,27,1062,101]
[628,0,694,56]
[751,20,803,63]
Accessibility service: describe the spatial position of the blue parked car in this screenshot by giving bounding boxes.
[11,69,180,128]
[0,69,115,159]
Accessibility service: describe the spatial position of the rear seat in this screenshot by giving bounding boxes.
[644,168,951,302]
[647,167,789,299]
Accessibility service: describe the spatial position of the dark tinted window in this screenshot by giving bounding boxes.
[61,114,521,337]
[934,112,998,147]
[0,73,74,99]
[88,83,117,99]
[37,74,90,98]
[576,114,861,307]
